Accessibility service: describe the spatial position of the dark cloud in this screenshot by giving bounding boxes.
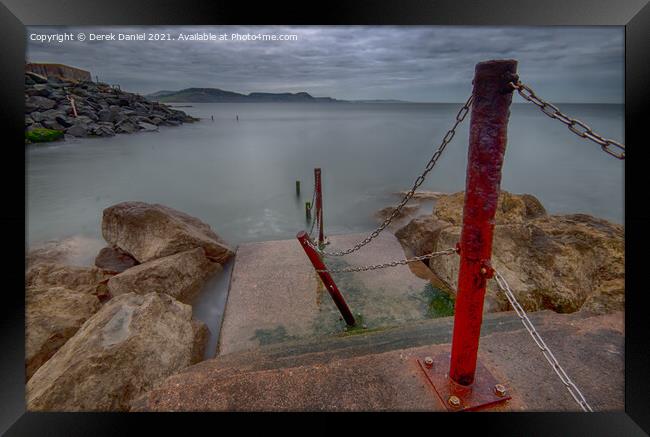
[26,26,623,103]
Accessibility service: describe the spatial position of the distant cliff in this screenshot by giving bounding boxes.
[147,88,340,103]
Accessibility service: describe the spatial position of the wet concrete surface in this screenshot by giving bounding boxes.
[218,232,448,356]
[133,310,623,412]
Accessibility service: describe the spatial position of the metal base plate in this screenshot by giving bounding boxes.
[417,352,511,412]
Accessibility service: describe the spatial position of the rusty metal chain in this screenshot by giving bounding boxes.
[308,210,318,239]
[510,81,624,160]
[317,93,474,257]
[492,270,594,412]
[316,247,458,273]
[308,179,318,238]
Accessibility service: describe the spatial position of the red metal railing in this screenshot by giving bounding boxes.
[296,231,356,326]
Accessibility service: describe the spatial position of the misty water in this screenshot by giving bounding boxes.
[26,102,624,355]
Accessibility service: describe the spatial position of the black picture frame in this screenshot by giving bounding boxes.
[1,0,648,435]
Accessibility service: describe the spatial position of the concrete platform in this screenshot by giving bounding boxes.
[217,232,448,356]
[132,310,624,412]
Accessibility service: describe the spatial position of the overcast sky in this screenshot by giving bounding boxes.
[26,26,624,103]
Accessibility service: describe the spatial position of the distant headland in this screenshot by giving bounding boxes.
[147,87,411,104]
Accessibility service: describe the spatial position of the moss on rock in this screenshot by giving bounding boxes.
[25,128,64,143]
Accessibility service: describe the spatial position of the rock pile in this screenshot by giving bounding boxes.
[24,71,198,141]
[393,191,624,315]
[25,202,234,411]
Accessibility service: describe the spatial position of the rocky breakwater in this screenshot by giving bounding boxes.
[24,71,198,143]
[393,191,624,315]
[26,202,234,411]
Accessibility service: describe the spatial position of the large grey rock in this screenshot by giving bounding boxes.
[78,108,99,122]
[107,248,220,304]
[40,119,65,131]
[55,115,74,128]
[25,85,51,98]
[92,122,116,137]
[65,123,90,137]
[114,119,138,134]
[101,201,234,264]
[30,109,64,123]
[97,106,122,123]
[26,287,100,380]
[26,292,203,411]
[138,122,159,132]
[25,95,56,111]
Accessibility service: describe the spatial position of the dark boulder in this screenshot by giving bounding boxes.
[94,246,139,273]
[66,123,90,137]
[26,96,56,112]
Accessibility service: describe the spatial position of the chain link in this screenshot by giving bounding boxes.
[316,247,457,273]
[317,93,474,257]
[510,81,625,160]
[308,177,318,238]
[492,269,594,412]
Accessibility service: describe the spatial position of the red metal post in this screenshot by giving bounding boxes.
[449,60,518,386]
[297,230,356,326]
[314,168,325,246]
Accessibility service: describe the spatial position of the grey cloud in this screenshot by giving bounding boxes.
[26,26,623,103]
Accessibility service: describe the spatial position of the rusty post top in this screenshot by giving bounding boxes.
[473,59,519,94]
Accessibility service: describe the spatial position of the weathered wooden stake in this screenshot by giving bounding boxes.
[314,168,324,246]
[296,180,301,196]
[306,201,311,221]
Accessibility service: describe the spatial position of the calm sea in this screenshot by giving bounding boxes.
[26,101,624,248]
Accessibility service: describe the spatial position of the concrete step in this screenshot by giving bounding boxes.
[133,309,624,412]
[213,309,543,373]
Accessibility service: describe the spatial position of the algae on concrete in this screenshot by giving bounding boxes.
[423,283,455,317]
[251,325,298,346]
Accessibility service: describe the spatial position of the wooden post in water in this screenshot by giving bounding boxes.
[296,180,301,196]
[314,168,325,247]
[305,201,311,221]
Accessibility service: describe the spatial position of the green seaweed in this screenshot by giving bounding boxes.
[423,283,455,317]
[25,128,64,143]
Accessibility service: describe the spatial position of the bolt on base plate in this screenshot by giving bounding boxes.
[417,352,511,412]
